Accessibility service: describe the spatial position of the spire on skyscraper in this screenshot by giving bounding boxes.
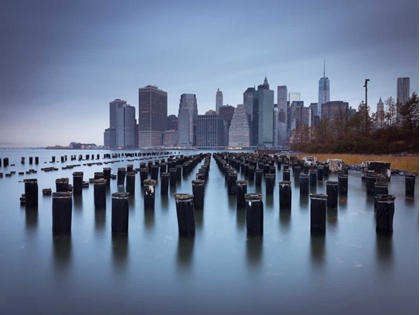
[323,60,325,78]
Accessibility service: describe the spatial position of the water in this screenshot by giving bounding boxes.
[0,149,418,314]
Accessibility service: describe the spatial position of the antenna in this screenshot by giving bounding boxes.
[323,60,325,77]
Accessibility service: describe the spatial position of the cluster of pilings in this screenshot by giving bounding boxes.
[20,152,213,238]
[211,152,416,237]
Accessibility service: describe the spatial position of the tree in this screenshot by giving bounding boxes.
[399,92,419,132]
[384,97,397,126]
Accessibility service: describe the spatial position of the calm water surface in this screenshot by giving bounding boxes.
[0,149,418,315]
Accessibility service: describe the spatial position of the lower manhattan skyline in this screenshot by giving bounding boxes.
[0,0,418,147]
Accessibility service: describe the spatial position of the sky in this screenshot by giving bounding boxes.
[0,0,418,147]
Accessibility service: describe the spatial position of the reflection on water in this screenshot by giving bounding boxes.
[161,195,169,209]
[128,195,135,210]
[144,209,154,229]
[112,234,129,269]
[228,194,236,210]
[236,208,246,230]
[327,208,338,226]
[195,209,203,229]
[279,209,291,231]
[300,194,309,207]
[25,209,38,230]
[338,195,347,208]
[177,236,194,271]
[95,209,106,232]
[53,236,72,273]
[246,235,263,268]
[310,235,325,267]
[266,194,273,207]
[376,234,393,269]
[73,194,82,211]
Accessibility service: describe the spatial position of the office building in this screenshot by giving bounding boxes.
[318,62,330,117]
[104,99,136,148]
[104,128,116,148]
[277,86,287,123]
[252,77,275,147]
[163,130,178,146]
[321,101,349,121]
[219,105,235,145]
[177,94,198,146]
[243,87,255,121]
[167,114,178,131]
[228,105,250,148]
[289,92,301,104]
[196,114,225,148]
[216,88,223,114]
[138,85,168,147]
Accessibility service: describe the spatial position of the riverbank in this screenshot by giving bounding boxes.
[297,153,419,174]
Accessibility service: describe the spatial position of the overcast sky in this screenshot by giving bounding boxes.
[0,0,418,147]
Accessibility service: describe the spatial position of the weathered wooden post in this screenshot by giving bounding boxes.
[326,181,338,208]
[72,172,83,194]
[338,174,348,195]
[151,165,159,181]
[309,169,317,187]
[279,181,292,209]
[376,195,395,234]
[265,173,275,194]
[169,168,177,186]
[94,172,104,179]
[176,165,182,181]
[317,165,324,181]
[112,192,129,235]
[127,164,133,172]
[56,178,69,192]
[299,173,309,195]
[126,171,136,195]
[323,163,329,178]
[236,180,247,208]
[405,174,416,197]
[310,194,327,235]
[93,178,106,210]
[245,194,264,236]
[228,172,238,195]
[175,194,195,237]
[143,179,156,209]
[3,157,9,167]
[192,179,205,209]
[24,179,38,209]
[140,167,149,183]
[248,166,255,181]
[160,172,169,195]
[52,192,72,235]
[117,168,126,187]
[283,169,290,181]
[103,168,111,187]
[255,169,263,187]
[293,165,301,181]
[365,173,376,195]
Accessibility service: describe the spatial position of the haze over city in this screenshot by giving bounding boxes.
[0,0,418,147]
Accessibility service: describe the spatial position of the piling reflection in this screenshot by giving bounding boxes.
[300,194,309,207]
[279,209,291,231]
[338,195,347,208]
[73,194,82,211]
[95,209,106,232]
[52,236,72,273]
[246,235,263,268]
[266,194,273,207]
[310,235,325,267]
[195,209,203,230]
[228,194,236,210]
[144,209,154,229]
[327,207,338,227]
[236,208,246,230]
[161,195,169,209]
[376,234,394,269]
[177,236,194,272]
[112,234,129,270]
[25,208,38,230]
[128,194,135,210]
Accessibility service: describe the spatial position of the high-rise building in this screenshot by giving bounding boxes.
[243,87,255,121]
[104,99,136,148]
[309,103,318,126]
[167,114,178,131]
[397,77,410,105]
[228,104,250,148]
[219,105,235,146]
[376,97,385,127]
[289,92,301,105]
[252,77,275,147]
[321,101,349,121]
[318,62,330,117]
[138,85,168,148]
[277,86,288,123]
[196,114,225,148]
[216,88,223,114]
[177,94,198,146]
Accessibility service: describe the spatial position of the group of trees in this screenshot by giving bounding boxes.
[291,92,418,154]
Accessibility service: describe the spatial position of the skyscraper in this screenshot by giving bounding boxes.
[277,86,287,123]
[196,113,225,148]
[138,85,168,147]
[376,97,385,127]
[177,94,198,146]
[318,62,330,117]
[229,104,250,148]
[321,101,349,121]
[397,77,410,105]
[104,99,135,148]
[219,105,235,146]
[289,92,301,105]
[243,87,255,120]
[252,77,274,147]
[216,88,223,114]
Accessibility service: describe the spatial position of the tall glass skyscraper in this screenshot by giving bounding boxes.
[252,77,274,147]
[104,99,136,148]
[397,77,410,105]
[229,105,250,148]
[318,62,330,117]
[178,94,198,146]
[243,87,255,121]
[277,86,287,123]
[138,85,168,147]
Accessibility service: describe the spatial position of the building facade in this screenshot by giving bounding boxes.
[277,86,288,123]
[196,114,225,148]
[243,87,255,121]
[228,104,250,148]
[138,85,168,147]
[252,77,274,147]
[321,101,349,121]
[177,94,198,146]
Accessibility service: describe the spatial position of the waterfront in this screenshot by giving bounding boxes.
[0,149,418,315]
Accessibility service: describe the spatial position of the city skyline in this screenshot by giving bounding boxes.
[0,0,418,147]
